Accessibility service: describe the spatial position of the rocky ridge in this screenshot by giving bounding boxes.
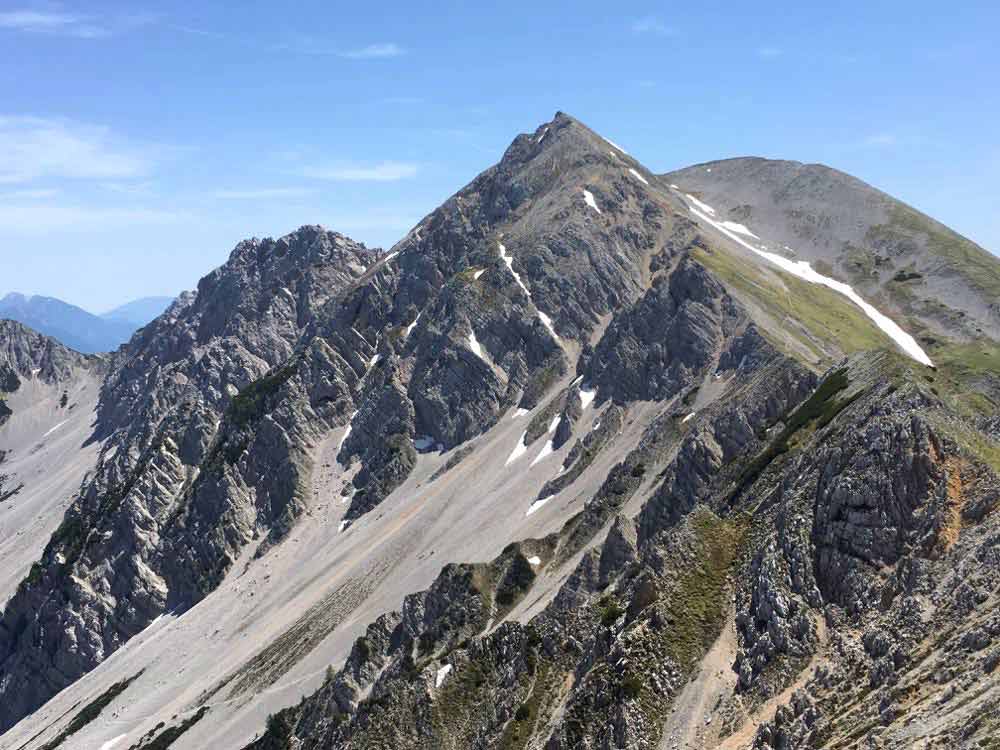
[1,113,998,750]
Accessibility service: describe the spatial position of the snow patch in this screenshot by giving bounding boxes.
[99,734,128,750]
[627,168,649,185]
[537,310,559,340]
[436,664,453,687]
[338,520,350,533]
[687,205,934,367]
[583,189,602,214]
[578,385,596,409]
[530,439,555,467]
[338,412,358,451]
[473,268,485,280]
[548,415,561,433]
[536,127,548,144]
[603,136,629,155]
[526,496,552,516]
[405,312,421,338]
[717,221,759,238]
[368,353,381,368]
[527,556,541,566]
[498,241,561,343]
[468,330,486,361]
[499,243,530,297]
[42,419,69,438]
[505,431,529,465]
[669,183,679,189]
[682,412,695,423]
[512,407,530,419]
[685,194,716,215]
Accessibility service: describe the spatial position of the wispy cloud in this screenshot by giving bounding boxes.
[211,187,314,200]
[0,8,158,39]
[338,42,404,59]
[756,46,782,59]
[168,23,228,39]
[300,161,418,182]
[631,16,675,36]
[0,204,183,233]
[0,116,153,184]
[0,8,107,38]
[276,37,406,58]
[1,187,59,199]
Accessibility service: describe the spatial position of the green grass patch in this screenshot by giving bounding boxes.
[660,511,747,670]
[732,368,859,499]
[928,339,1000,417]
[229,361,298,428]
[693,246,891,365]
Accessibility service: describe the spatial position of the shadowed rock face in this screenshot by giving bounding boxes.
[3,114,1000,749]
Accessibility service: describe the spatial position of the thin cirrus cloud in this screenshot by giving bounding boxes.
[0,8,157,38]
[1,187,59,199]
[0,9,107,38]
[631,16,675,36]
[0,116,152,184]
[299,161,419,182]
[338,42,405,59]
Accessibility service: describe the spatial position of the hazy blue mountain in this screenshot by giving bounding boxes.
[0,293,136,354]
[100,296,175,327]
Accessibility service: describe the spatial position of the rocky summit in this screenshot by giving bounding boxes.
[1,113,999,750]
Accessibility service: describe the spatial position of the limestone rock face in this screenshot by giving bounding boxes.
[3,113,1000,749]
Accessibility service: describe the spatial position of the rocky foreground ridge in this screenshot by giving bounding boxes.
[1,113,999,750]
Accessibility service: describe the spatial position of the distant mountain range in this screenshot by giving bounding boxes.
[0,293,173,353]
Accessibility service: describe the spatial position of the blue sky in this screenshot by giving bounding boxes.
[1,1,998,312]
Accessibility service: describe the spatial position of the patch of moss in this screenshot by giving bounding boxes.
[229,361,299,428]
[660,511,748,670]
[597,596,624,627]
[929,339,1000,417]
[732,368,858,499]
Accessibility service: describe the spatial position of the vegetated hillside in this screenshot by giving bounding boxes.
[1,114,998,750]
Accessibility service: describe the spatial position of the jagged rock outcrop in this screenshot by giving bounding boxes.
[4,112,1000,750]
